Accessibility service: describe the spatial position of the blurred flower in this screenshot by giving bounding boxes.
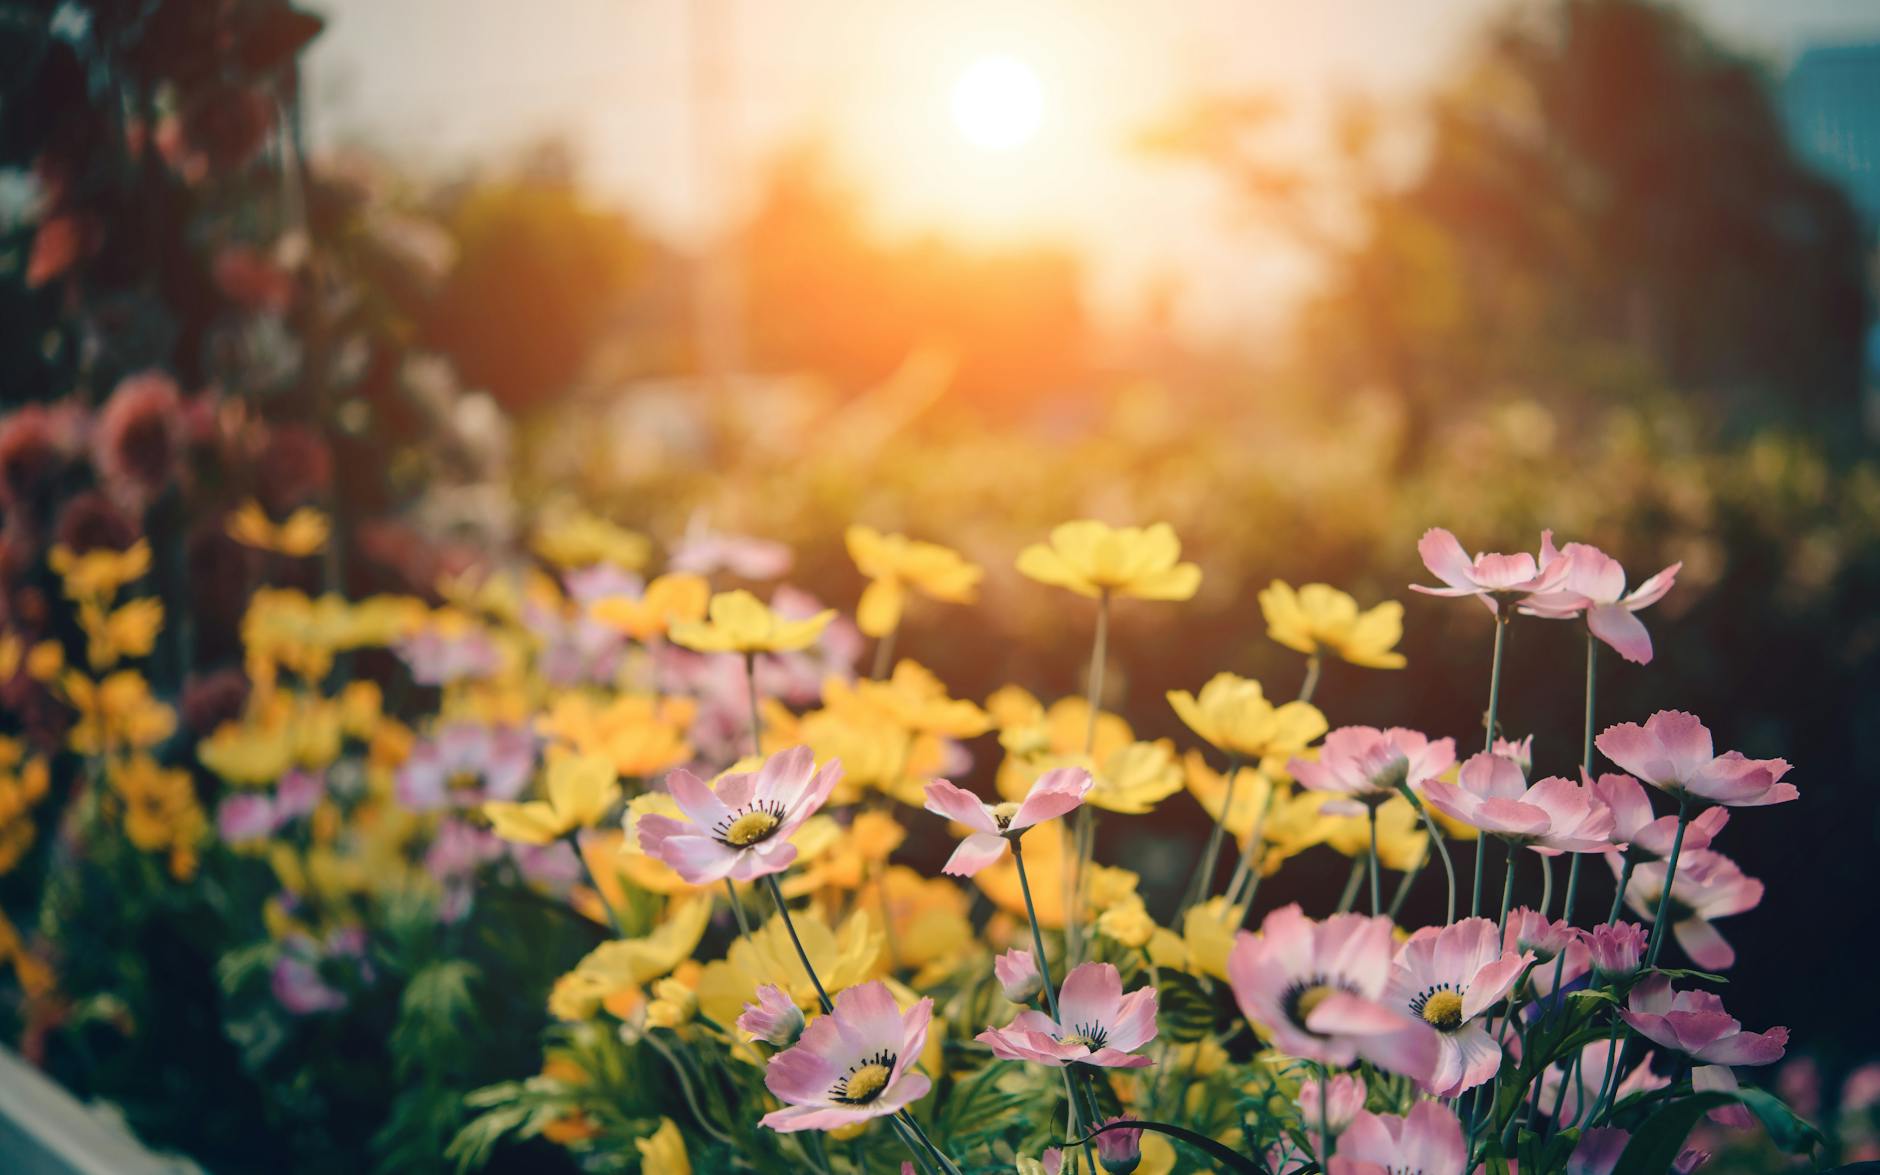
[1411,527,1570,614]
[633,1118,690,1173]
[670,589,834,654]
[845,524,981,637]
[0,402,82,512]
[760,981,933,1132]
[107,755,204,879]
[91,372,182,507]
[77,596,162,670]
[1521,537,1681,664]
[1386,918,1533,1097]
[1596,711,1797,807]
[397,722,534,811]
[395,607,504,686]
[1259,581,1407,669]
[1617,848,1762,969]
[924,766,1091,876]
[1420,753,1613,853]
[1093,1117,1144,1173]
[63,670,176,755]
[536,693,693,779]
[695,906,881,1023]
[669,512,792,579]
[1016,520,1201,601]
[1290,725,1454,813]
[254,425,332,514]
[271,954,347,1016]
[1227,905,1436,1080]
[226,500,329,557]
[638,746,841,883]
[1296,1071,1366,1143]
[738,983,807,1046]
[1543,1051,1667,1133]
[546,897,710,1020]
[1167,672,1326,767]
[978,961,1157,1069]
[533,511,650,572]
[588,573,710,641]
[1181,753,1276,845]
[483,752,621,846]
[49,539,149,601]
[1331,1102,1466,1175]
[994,948,1041,1004]
[55,490,139,556]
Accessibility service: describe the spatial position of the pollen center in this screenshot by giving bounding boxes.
[724,810,781,846]
[1420,990,1465,1031]
[1294,983,1338,1025]
[839,1062,891,1104]
[991,802,1022,830]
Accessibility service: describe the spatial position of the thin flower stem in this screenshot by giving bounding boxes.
[1399,783,1457,925]
[889,1115,941,1175]
[1497,841,1518,933]
[871,621,898,680]
[1011,838,1064,1025]
[1067,590,1110,969]
[1317,1062,1334,1163]
[1183,751,1243,916]
[724,877,751,937]
[1334,856,1366,915]
[743,651,764,758]
[1473,614,1510,917]
[1084,589,1110,754]
[1645,793,1692,968]
[1607,856,1636,925]
[1366,804,1382,916]
[642,1031,736,1147]
[567,832,624,937]
[1538,852,1554,920]
[1298,652,1322,707]
[1585,1012,1625,1126]
[898,1110,964,1175]
[761,873,832,1014]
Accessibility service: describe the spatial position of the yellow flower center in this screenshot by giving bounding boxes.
[1292,983,1340,1029]
[447,770,482,791]
[724,810,781,846]
[839,1062,891,1104]
[1059,1033,1098,1049]
[991,802,1022,830]
[1420,990,1465,1031]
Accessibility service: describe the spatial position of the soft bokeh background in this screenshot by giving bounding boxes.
[5,0,1880,1167]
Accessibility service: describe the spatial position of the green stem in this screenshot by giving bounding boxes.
[1497,841,1518,932]
[1538,852,1554,920]
[1011,838,1064,1025]
[762,874,832,1013]
[871,621,898,681]
[1333,856,1366,914]
[1297,652,1322,706]
[898,1110,964,1175]
[724,877,751,937]
[1644,794,1692,968]
[1084,589,1110,754]
[567,832,624,937]
[1473,614,1510,917]
[743,651,764,758]
[1607,856,1635,925]
[1398,783,1457,925]
[1366,803,1382,916]
[1183,752,1243,916]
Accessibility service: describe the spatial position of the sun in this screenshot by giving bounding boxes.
[950,55,1044,151]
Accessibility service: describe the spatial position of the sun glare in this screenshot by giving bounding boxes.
[950,55,1044,150]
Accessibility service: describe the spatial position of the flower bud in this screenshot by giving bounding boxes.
[1587,922,1648,982]
[1094,1119,1142,1174]
[1296,1072,1366,1136]
[737,983,805,1046]
[994,947,1042,1004]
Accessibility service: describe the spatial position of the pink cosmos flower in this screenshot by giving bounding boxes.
[738,983,806,1046]
[1595,712,1797,807]
[217,792,277,843]
[1297,1072,1367,1153]
[639,745,842,884]
[670,511,793,580]
[1501,907,1576,963]
[1615,849,1762,969]
[1289,727,1456,814]
[923,767,1093,877]
[994,948,1042,1004]
[271,955,347,1015]
[1493,734,1534,773]
[1592,772,1729,858]
[1227,906,1437,1081]
[1420,753,1614,853]
[1586,922,1649,981]
[1092,1119,1143,1171]
[977,962,1158,1069]
[1328,1101,1467,1175]
[1520,538,1681,664]
[759,981,933,1132]
[1385,918,1533,1097]
[1411,527,1572,615]
[1541,1040,1669,1125]
[396,625,503,686]
[1623,975,1787,1128]
[397,722,534,812]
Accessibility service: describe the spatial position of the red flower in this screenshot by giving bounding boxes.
[92,371,183,507]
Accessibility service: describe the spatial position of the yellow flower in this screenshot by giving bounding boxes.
[1182,751,1277,845]
[866,865,975,987]
[634,1117,691,1175]
[1259,580,1407,669]
[74,596,162,670]
[1016,520,1201,601]
[669,589,834,655]
[107,755,205,878]
[25,640,63,682]
[49,540,150,600]
[535,693,694,778]
[1166,673,1327,767]
[696,908,882,1024]
[973,825,1139,929]
[1097,898,1157,949]
[990,687,1134,798]
[533,511,651,571]
[63,670,176,755]
[830,661,990,739]
[336,680,383,740]
[1322,793,1430,871]
[548,897,710,1021]
[589,573,711,640]
[199,700,295,786]
[845,525,982,637]
[484,753,621,845]
[226,500,329,557]
[1014,739,1183,815]
[0,635,18,681]
[1180,899,1236,981]
[645,973,699,1029]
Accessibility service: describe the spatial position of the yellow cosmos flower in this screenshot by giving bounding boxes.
[63,670,176,755]
[783,809,906,894]
[1180,899,1236,981]
[535,693,694,778]
[1016,520,1201,601]
[484,753,621,845]
[547,897,710,1021]
[49,540,150,600]
[789,703,944,806]
[634,1118,691,1174]
[77,596,163,670]
[844,525,982,638]
[669,589,833,655]
[533,511,651,571]
[107,755,205,879]
[1259,580,1407,669]
[1259,787,1345,875]
[589,573,711,641]
[695,908,882,1024]
[1182,751,1278,845]
[973,824,1140,929]
[867,865,976,987]
[226,500,329,557]
[25,640,62,682]
[1167,673,1327,767]
[1097,897,1158,948]
[1006,740,1182,815]
[828,661,990,740]
[645,970,701,1030]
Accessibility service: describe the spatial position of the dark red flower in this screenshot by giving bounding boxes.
[255,424,332,514]
[181,668,250,737]
[0,404,79,510]
[92,371,182,506]
[54,490,139,554]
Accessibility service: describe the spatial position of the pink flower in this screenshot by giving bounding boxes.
[670,512,793,580]
[397,722,535,812]
[217,793,277,843]
[1092,1118,1143,1171]
[1567,1127,1628,1175]
[1520,538,1681,664]
[1420,753,1613,853]
[395,626,503,686]
[1411,527,1571,615]
[271,955,347,1015]
[1297,1072,1367,1153]
[978,962,1158,1069]
[92,371,183,508]
[1541,1040,1668,1125]
[1592,772,1729,858]
[1595,711,1796,807]
[1616,849,1762,969]
[1289,726,1456,813]
[923,767,1093,877]
[1621,975,1789,1069]
[738,984,806,1046]
[1227,905,1437,1081]
[1493,734,1534,773]
[1385,918,1533,1097]
[639,745,842,884]
[1328,1101,1467,1175]
[994,948,1042,1003]
[759,981,933,1132]
[1501,907,1577,962]
[1586,922,1649,981]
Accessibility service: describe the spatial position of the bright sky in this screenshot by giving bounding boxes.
[304,0,1880,340]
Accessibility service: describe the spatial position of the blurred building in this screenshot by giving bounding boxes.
[1783,42,1880,435]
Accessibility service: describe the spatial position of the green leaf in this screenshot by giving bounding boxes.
[1613,1091,1736,1175]
[1156,970,1216,1043]
[1735,1085,1826,1154]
